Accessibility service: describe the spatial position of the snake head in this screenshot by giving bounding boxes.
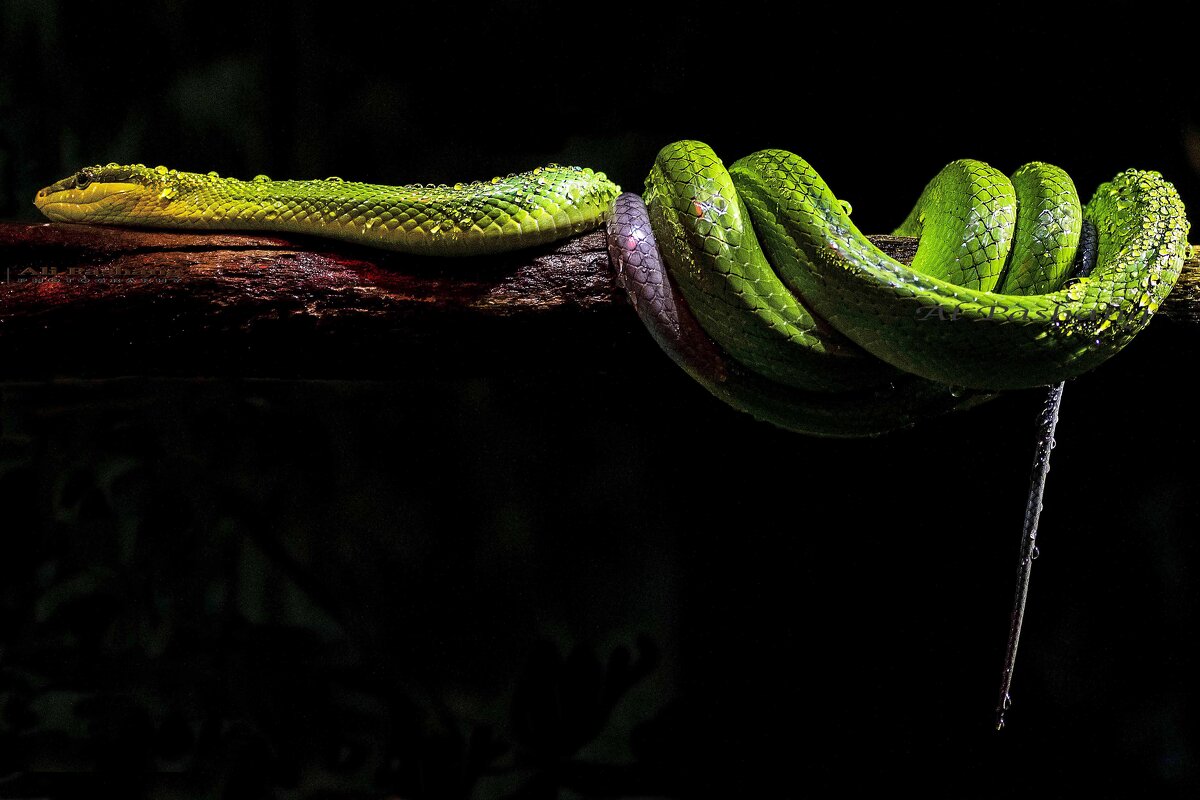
[34,163,171,224]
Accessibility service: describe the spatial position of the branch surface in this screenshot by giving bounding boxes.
[0,221,1194,378]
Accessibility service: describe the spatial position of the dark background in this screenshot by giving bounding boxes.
[2,2,1199,798]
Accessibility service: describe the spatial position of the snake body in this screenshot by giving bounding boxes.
[34,162,620,256]
[34,145,1190,436]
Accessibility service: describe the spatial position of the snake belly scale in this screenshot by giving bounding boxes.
[34,143,1190,436]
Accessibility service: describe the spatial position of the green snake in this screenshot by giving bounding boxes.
[34,143,1190,436]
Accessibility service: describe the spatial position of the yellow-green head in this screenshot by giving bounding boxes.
[34,163,179,224]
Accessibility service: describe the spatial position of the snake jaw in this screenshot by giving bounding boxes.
[34,163,161,224]
[35,180,144,223]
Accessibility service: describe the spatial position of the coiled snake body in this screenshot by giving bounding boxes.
[35,142,1190,436]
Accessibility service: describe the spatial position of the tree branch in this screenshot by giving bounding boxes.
[0,221,1194,378]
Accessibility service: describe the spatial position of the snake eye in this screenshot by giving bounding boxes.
[74,171,91,190]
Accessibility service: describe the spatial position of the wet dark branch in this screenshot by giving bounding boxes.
[0,222,1193,379]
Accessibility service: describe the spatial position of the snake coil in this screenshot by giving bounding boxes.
[607,141,1189,436]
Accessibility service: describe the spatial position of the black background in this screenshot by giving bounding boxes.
[2,2,1199,798]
